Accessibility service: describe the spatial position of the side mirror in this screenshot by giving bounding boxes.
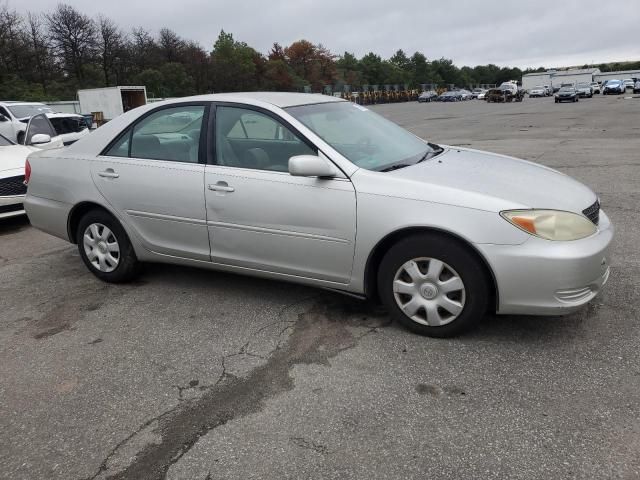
[289,155,338,178]
[29,133,52,145]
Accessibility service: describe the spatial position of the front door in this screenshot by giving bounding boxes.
[93,104,210,261]
[24,114,64,149]
[205,105,357,284]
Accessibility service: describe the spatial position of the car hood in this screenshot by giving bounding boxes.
[360,147,597,213]
[0,145,34,173]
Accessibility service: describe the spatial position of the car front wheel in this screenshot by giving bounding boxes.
[378,234,489,337]
[77,209,140,283]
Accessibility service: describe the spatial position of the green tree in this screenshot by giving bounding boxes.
[160,62,194,97]
[210,30,258,92]
[134,69,164,97]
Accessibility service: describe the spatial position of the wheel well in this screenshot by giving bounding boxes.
[67,202,112,244]
[364,227,499,313]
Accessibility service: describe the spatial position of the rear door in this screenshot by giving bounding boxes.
[204,104,357,284]
[93,103,211,261]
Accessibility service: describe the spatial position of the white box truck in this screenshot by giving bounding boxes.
[77,86,147,122]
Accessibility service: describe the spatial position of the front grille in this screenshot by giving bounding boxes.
[583,200,600,225]
[0,175,27,196]
[0,203,24,214]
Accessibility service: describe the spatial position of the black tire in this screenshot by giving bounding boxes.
[377,233,489,338]
[76,209,140,283]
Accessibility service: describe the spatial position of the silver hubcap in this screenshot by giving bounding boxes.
[83,223,120,273]
[392,257,466,327]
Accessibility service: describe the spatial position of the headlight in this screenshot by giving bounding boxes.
[501,210,597,241]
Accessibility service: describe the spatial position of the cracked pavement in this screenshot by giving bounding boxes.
[1,96,639,479]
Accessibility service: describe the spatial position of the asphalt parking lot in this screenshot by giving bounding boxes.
[1,94,639,480]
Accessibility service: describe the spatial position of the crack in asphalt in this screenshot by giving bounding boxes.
[289,436,330,455]
[84,295,389,480]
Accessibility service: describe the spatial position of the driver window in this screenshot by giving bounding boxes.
[215,106,315,172]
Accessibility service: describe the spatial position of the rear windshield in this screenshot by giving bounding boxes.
[48,117,87,134]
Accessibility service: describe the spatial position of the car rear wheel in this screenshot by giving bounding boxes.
[378,234,489,337]
[77,209,140,283]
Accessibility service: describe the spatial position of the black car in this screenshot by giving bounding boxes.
[555,86,579,103]
[437,91,462,102]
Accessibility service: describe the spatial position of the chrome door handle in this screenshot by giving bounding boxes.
[208,182,234,193]
[98,169,119,178]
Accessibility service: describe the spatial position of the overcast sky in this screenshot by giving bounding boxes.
[11,0,640,69]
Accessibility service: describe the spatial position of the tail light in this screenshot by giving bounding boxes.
[24,159,31,185]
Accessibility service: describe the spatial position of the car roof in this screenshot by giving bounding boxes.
[157,92,346,109]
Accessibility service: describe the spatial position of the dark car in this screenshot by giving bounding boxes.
[603,79,625,95]
[555,86,579,103]
[633,80,640,94]
[437,91,461,102]
[417,90,438,103]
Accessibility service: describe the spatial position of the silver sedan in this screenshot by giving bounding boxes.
[24,93,613,337]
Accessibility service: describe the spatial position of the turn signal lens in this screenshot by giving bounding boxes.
[501,209,597,241]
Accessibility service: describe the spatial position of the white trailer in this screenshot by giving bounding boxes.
[77,86,147,121]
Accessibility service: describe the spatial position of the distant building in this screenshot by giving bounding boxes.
[522,67,640,91]
[521,68,600,91]
[594,69,640,83]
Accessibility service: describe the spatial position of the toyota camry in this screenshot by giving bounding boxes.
[24,93,613,337]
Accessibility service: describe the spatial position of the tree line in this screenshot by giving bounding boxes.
[1,3,638,101]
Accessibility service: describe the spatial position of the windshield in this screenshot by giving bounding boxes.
[286,102,436,171]
[0,133,14,146]
[577,83,589,87]
[559,87,574,92]
[8,104,53,118]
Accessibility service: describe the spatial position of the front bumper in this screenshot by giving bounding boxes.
[476,210,613,316]
[0,194,26,219]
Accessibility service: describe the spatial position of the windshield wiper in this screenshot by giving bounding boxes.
[416,143,445,163]
[380,163,412,172]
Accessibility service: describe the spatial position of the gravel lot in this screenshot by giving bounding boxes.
[1,94,639,480]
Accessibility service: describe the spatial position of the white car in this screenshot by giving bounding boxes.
[0,101,89,146]
[498,82,519,95]
[590,82,601,94]
[0,116,63,219]
[529,86,546,97]
[623,79,634,90]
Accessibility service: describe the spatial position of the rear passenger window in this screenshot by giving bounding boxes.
[106,105,205,163]
[104,132,130,157]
